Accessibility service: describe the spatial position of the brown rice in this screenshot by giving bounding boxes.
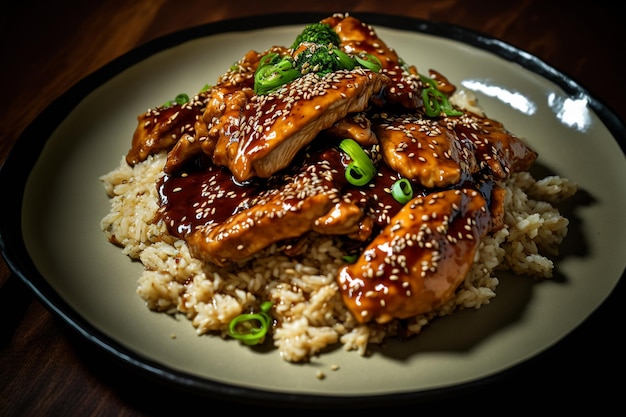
[100,149,577,362]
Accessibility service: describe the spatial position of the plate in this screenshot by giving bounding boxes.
[1,12,625,407]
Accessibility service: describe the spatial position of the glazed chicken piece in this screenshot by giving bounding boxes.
[166,46,389,181]
[127,48,264,169]
[126,91,210,166]
[450,113,538,178]
[164,49,265,173]
[184,148,362,266]
[372,112,478,188]
[186,186,334,267]
[323,14,423,110]
[325,112,378,146]
[209,68,389,182]
[338,187,492,324]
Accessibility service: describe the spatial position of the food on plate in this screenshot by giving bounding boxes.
[100,13,577,362]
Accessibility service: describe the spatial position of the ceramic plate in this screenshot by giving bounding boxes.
[1,12,625,407]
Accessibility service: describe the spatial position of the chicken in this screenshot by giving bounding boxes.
[163,48,265,173]
[126,91,210,166]
[372,112,478,188]
[208,68,389,182]
[338,188,491,324]
[450,113,538,178]
[323,14,423,110]
[184,149,343,266]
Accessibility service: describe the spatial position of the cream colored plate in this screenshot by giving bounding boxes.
[4,13,625,406]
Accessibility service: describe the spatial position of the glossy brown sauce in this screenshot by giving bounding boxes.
[158,158,257,237]
[158,138,495,254]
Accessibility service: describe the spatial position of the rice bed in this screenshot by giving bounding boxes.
[100,152,576,362]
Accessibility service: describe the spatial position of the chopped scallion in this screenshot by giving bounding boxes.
[422,88,442,117]
[420,75,464,117]
[342,254,359,263]
[339,139,376,186]
[355,53,382,72]
[332,48,356,70]
[253,53,301,95]
[391,178,414,204]
[162,93,190,108]
[228,301,273,346]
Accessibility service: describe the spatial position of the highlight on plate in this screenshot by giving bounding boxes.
[100,13,577,362]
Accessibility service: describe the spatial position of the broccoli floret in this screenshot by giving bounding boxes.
[289,22,383,77]
[253,45,351,94]
[291,22,341,49]
[293,43,352,76]
[253,22,383,95]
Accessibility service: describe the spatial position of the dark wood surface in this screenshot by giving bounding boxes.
[1,1,625,415]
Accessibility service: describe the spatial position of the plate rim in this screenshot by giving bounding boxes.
[1,11,625,407]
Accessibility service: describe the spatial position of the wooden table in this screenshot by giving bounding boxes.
[1,1,624,414]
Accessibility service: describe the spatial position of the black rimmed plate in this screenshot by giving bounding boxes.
[1,12,625,408]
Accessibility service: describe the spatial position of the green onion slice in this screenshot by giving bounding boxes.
[339,139,376,186]
[254,53,301,95]
[174,93,189,104]
[438,92,464,116]
[420,74,464,117]
[342,254,359,263]
[420,74,438,88]
[355,53,382,72]
[391,178,414,204]
[422,88,442,117]
[162,93,190,108]
[228,301,273,346]
[332,48,356,70]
